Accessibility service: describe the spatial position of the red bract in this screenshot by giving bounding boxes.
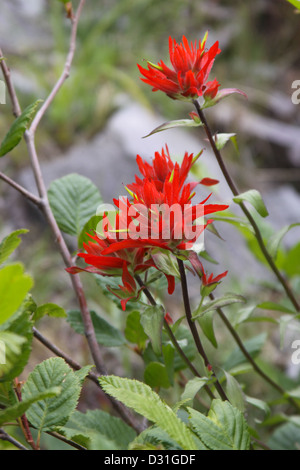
[137,34,221,100]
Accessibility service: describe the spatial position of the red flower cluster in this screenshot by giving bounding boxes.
[138,34,221,100]
[67,147,228,310]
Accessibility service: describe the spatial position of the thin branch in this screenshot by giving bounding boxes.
[0,171,43,207]
[193,99,300,313]
[0,428,29,450]
[32,327,143,434]
[29,0,86,134]
[0,2,142,433]
[177,258,229,402]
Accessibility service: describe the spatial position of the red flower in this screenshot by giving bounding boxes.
[137,34,221,100]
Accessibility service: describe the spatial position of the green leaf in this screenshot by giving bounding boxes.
[233,189,269,218]
[67,310,125,347]
[257,301,296,315]
[48,173,103,237]
[144,362,171,389]
[280,242,300,277]
[0,229,28,265]
[268,422,300,450]
[181,377,209,403]
[188,399,250,450]
[0,100,42,157]
[224,333,267,370]
[0,331,26,382]
[213,133,237,151]
[0,264,33,326]
[223,371,245,412]
[197,311,218,348]
[140,305,165,356]
[192,293,246,320]
[245,396,270,418]
[99,375,198,450]
[78,215,102,249]
[61,409,136,450]
[124,310,148,349]
[267,223,300,259]
[33,303,67,322]
[286,0,300,11]
[0,299,35,382]
[0,387,61,426]
[143,118,202,138]
[74,365,94,386]
[22,357,81,432]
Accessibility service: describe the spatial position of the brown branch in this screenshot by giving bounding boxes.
[0,1,142,433]
[0,171,42,207]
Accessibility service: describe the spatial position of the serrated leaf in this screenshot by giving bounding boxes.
[0,100,42,157]
[99,375,198,450]
[192,293,246,320]
[74,365,94,386]
[33,303,67,322]
[67,310,125,347]
[61,409,136,450]
[140,305,164,356]
[233,189,269,218]
[48,173,103,237]
[0,229,28,265]
[143,118,202,138]
[188,399,250,450]
[0,387,61,426]
[22,357,81,432]
[0,264,33,326]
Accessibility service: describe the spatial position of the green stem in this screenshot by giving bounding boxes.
[193,99,300,312]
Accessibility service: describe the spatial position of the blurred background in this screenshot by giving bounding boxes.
[0,0,300,448]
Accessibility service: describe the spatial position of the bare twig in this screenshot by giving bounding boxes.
[0,428,29,450]
[0,171,42,207]
[29,0,86,135]
[0,1,142,433]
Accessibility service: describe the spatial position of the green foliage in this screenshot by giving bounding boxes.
[99,375,199,450]
[48,173,103,237]
[188,399,250,450]
[67,309,126,347]
[233,189,269,218]
[61,409,137,450]
[0,100,42,157]
[140,305,165,355]
[0,229,28,265]
[22,358,81,433]
[0,264,33,326]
